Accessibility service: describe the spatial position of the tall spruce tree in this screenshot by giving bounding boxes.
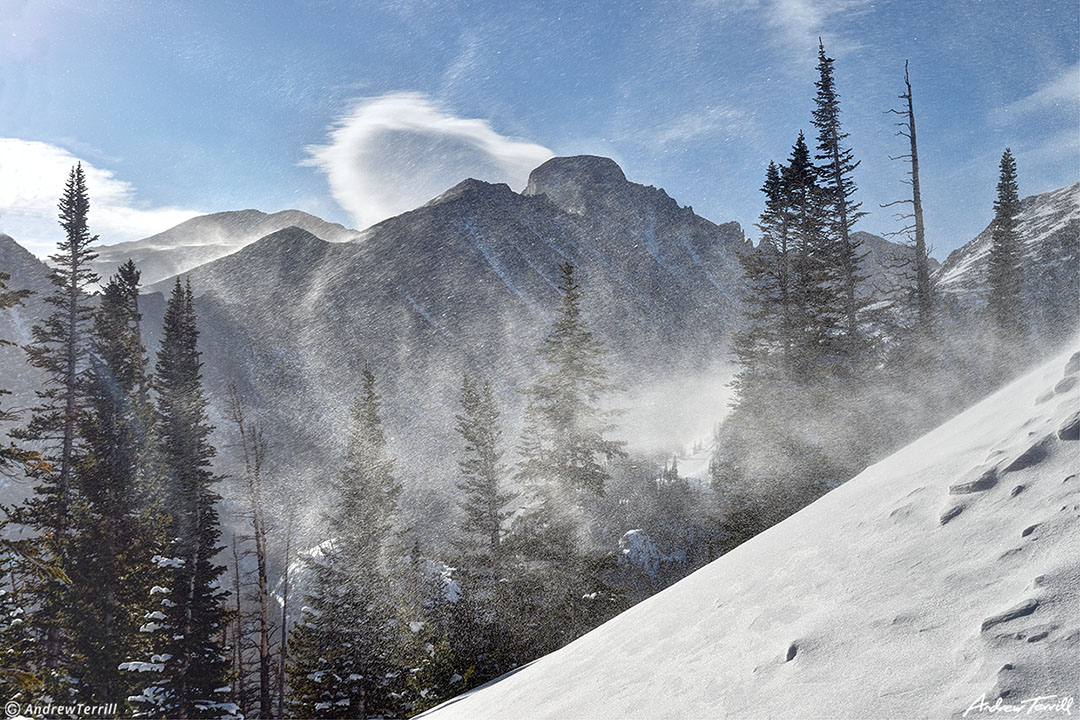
[987,148,1025,346]
[16,163,100,690]
[731,161,793,405]
[69,261,159,704]
[511,262,626,657]
[811,39,868,354]
[516,262,625,498]
[125,279,234,719]
[288,365,402,719]
[783,131,837,380]
[454,373,513,586]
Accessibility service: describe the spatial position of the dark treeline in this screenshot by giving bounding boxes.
[0,41,1073,720]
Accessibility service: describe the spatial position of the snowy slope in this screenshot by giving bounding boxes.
[91,209,361,286]
[425,347,1080,720]
[934,183,1079,299]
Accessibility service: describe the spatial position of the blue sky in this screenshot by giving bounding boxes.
[1,0,1077,259]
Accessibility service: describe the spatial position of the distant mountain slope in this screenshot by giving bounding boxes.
[424,346,1080,720]
[934,183,1079,306]
[854,229,941,301]
[0,233,52,419]
[93,209,362,285]
[141,156,752,512]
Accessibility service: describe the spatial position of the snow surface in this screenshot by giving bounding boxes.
[424,346,1080,719]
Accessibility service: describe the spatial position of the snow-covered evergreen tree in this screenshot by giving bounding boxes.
[124,279,234,719]
[287,365,402,719]
[68,262,160,705]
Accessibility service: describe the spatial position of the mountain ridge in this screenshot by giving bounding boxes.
[92,208,362,286]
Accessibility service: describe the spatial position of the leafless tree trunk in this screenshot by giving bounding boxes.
[883,60,934,331]
[229,386,273,719]
[276,514,293,719]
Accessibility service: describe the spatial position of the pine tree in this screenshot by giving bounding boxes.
[730,161,793,405]
[516,262,625,498]
[510,262,626,657]
[15,163,100,692]
[811,39,869,355]
[783,132,837,380]
[287,365,402,719]
[733,133,838,406]
[454,373,513,590]
[987,148,1025,346]
[68,261,159,704]
[125,279,234,719]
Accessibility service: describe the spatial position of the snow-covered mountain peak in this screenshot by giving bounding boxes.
[91,208,361,286]
[424,344,1080,719]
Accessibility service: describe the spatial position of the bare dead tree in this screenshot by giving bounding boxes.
[275,513,293,719]
[228,385,273,719]
[229,533,254,717]
[882,60,934,331]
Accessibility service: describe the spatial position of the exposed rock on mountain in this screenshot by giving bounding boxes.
[0,233,53,419]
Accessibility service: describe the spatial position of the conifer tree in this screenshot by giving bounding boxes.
[510,262,626,657]
[783,132,837,379]
[731,161,793,405]
[125,279,234,719]
[733,134,836,405]
[811,39,869,353]
[516,262,625,498]
[68,261,159,704]
[454,373,513,588]
[288,365,402,719]
[987,148,1025,346]
[16,163,100,689]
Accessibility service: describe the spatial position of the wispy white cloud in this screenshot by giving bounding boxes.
[699,0,870,57]
[303,92,554,230]
[654,105,752,147]
[996,62,1080,122]
[0,138,202,258]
